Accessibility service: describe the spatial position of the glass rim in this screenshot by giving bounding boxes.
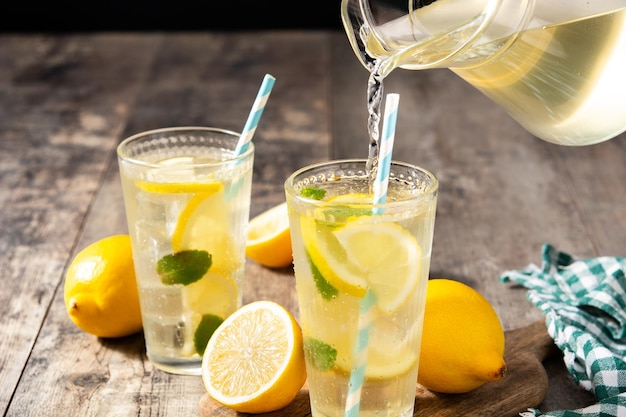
[284,158,438,207]
[116,126,254,169]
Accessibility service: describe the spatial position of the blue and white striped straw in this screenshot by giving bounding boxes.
[344,290,377,417]
[345,93,400,417]
[234,73,276,156]
[373,93,399,213]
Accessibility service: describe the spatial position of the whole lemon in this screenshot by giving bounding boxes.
[418,278,507,394]
[64,234,143,338]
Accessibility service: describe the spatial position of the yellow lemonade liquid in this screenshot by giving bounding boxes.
[346,5,626,145]
[286,163,437,417]
[119,150,252,375]
[452,8,626,145]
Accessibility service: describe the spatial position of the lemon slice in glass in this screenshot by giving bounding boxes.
[183,271,239,317]
[135,180,223,194]
[305,216,422,312]
[310,309,421,379]
[332,220,422,313]
[181,271,239,355]
[171,185,241,276]
[364,312,422,379]
[301,217,368,298]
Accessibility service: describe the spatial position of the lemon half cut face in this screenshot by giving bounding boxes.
[201,300,307,413]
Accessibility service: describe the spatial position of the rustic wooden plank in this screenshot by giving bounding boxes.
[6,31,333,416]
[0,33,161,415]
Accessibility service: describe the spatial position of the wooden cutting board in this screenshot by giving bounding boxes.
[199,319,559,417]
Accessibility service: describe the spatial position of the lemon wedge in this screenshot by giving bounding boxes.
[246,202,293,268]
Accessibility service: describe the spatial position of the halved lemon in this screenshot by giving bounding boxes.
[246,202,293,268]
[171,186,241,275]
[202,300,307,413]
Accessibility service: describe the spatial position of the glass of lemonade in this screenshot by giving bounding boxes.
[285,159,438,417]
[117,127,254,375]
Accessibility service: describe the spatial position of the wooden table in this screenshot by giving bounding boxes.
[2,31,624,416]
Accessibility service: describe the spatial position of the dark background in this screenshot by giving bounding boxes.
[1,1,344,32]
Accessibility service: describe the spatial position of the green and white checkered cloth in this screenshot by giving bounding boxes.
[500,243,626,417]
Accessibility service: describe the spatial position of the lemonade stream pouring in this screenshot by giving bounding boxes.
[342,0,626,145]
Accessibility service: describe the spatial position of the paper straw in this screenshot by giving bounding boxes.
[345,93,400,417]
[234,73,276,156]
[226,74,275,201]
[344,290,376,417]
[373,93,399,213]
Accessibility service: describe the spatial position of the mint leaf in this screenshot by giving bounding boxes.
[157,250,212,285]
[301,187,326,200]
[306,250,338,300]
[194,314,223,355]
[304,337,337,371]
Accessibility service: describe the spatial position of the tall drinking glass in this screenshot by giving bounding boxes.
[117,126,254,375]
[285,159,438,417]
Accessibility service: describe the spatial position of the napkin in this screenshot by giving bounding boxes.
[499,243,626,417]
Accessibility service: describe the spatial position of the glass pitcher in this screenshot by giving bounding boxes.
[342,0,626,145]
